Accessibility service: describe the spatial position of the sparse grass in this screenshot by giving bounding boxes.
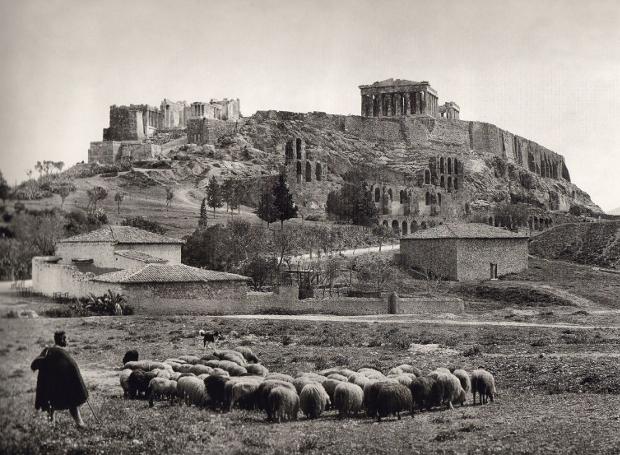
[1,314,620,454]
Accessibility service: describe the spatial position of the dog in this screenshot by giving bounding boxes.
[199,330,221,351]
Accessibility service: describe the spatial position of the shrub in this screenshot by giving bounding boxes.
[121,216,166,234]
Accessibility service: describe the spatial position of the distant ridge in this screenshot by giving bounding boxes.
[608,206,620,215]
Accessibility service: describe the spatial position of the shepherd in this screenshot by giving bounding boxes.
[30,331,88,428]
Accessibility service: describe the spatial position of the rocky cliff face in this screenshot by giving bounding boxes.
[109,109,600,230]
[218,111,600,223]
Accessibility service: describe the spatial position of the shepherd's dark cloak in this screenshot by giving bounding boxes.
[30,346,88,411]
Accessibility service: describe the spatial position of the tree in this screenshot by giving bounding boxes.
[352,253,394,294]
[326,169,377,226]
[272,173,298,229]
[0,171,10,204]
[86,186,108,212]
[165,187,174,210]
[114,192,124,214]
[199,197,208,228]
[372,224,392,252]
[256,191,278,227]
[222,178,235,213]
[493,202,529,230]
[56,185,73,209]
[272,227,302,270]
[206,176,223,215]
[239,255,278,291]
[54,161,65,173]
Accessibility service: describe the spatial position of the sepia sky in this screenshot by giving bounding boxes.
[1,0,618,211]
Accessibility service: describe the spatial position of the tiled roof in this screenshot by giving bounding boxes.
[59,225,184,244]
[114,250,168,263]
[402,223,529,240]
[92,264,250,284]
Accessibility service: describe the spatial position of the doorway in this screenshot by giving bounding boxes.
[490,263,498,280]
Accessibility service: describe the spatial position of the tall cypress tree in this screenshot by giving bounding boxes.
[272,173,298,229]
[199,197,208,228]
[206,176,223,215]
[256,191,278,227]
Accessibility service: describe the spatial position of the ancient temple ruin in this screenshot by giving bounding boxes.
[359,79,440,117]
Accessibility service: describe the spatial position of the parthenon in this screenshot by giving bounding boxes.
[359,78,440,118]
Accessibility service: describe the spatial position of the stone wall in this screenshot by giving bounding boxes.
[88,141,162,164]
[187,118,239,145]
[400,238,459,280]
[455,238,528,281]
[88,141,121,164]
[32,257,122,298]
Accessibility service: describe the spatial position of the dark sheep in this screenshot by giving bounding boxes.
[375,382,413,421]
[409,376,436,412]
[363,381,385,418]
[122,350,139,365]
[204,375,230,410]
[128,370,157,399]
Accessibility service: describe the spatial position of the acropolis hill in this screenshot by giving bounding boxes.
[86,78,601,232]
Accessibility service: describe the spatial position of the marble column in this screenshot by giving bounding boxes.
[404,93,411,115]
[386,94,393,116]
[394,93,401,116]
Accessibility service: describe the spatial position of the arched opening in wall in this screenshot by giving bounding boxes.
[374,187,381,203]
[454,158,459,173]
[440,157,445,173]
[296,161,302,183]
[296,138,302,159]
[382,220,389,227]
[285,140,294,161]
[315,162,322,181]
[425,192,431,206]
[440,176,445,188]
[305,161,312,182]
[454,177,458,190]
[447,158,452,174]
[488,216,494,226]
[437,193,442,206]
[494,217,500,227]
[387,188,393,201]
[411,220,418,232]
[424,169,431,184]
[392,220,399,234]
[399,190,406,203]
[447,177,452,191]
[401,221,408,235]
[421,221,427,229]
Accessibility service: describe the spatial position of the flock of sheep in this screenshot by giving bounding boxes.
[119,347,496,423]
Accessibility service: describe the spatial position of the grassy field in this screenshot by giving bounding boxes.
[1,310,620,454]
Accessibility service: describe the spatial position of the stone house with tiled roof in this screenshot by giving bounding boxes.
[32,226,252,313]
[400,223,529,281]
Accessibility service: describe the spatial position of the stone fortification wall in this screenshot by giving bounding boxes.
[187,118,239,145]
[88,141,162,164]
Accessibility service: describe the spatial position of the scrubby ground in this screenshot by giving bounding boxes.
[1,313,620,454]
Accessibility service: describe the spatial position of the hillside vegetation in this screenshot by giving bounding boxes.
[529,221,620,268]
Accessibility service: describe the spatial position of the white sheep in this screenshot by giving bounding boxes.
[299,383,330,419]
[471,369,496,405]
[334,382,364,418]
[177,376,207,406]
[148,378,177,407]
[267,386,299,423]
[452,369,471,393]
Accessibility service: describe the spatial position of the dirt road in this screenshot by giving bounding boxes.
[218,313,620,330]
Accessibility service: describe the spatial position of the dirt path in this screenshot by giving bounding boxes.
[491,280,600,309]
[217,313,620,330]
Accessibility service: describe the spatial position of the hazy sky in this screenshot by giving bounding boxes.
[1,0,618,211]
